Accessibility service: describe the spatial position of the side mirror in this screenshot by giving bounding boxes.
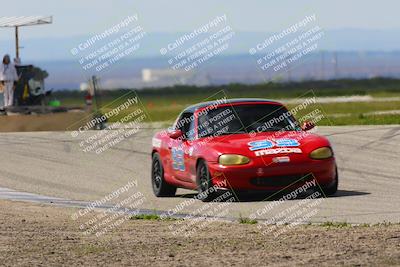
[302,121,315,131]
[168,129,183,139]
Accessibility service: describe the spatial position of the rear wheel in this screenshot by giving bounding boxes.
[320,165,339,196]
[151,153,176,197]
[196,160,217,202]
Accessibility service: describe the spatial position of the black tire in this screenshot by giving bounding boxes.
[320,165,339,196]
[151,153,176,197]
[196,160,217,202]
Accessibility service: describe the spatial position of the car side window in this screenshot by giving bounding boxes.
[175,112,194,140]
[187,116,195,140]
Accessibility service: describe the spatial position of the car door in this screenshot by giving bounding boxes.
[169,112,196,184]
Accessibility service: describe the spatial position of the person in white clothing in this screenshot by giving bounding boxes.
[0,55,19,108]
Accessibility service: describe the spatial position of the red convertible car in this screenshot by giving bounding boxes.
[151,98,338,201]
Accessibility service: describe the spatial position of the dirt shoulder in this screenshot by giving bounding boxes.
[0,200,399,267]
[0,112,88,132]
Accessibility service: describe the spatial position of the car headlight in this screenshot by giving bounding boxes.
[309,147,333,159]
[219,154,250,166]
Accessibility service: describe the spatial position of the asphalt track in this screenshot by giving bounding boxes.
[0,125,399,224]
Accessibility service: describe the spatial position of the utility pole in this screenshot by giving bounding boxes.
[91,75,106,130]
[15,26,19,61]
[92,75,102,112]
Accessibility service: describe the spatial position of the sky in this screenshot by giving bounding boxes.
[0,0,399,40]
[0,0,399,61]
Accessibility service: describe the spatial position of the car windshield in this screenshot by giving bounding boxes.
[197,104,300,138]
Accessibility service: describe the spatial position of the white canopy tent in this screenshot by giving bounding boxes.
[0,16,52,61]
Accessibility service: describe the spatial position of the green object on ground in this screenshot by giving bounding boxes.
[48,100,61,107]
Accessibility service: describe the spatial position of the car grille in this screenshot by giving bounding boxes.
[250,173,314,187]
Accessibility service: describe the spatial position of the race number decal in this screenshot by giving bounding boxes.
[171,147,185,171]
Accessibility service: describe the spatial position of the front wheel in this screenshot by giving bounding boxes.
[151,153,176,197]
[196,160,217,202]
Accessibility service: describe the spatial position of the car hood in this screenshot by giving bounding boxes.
[199,131,331,157]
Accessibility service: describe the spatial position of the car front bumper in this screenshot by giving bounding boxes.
[207,157,336,191]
